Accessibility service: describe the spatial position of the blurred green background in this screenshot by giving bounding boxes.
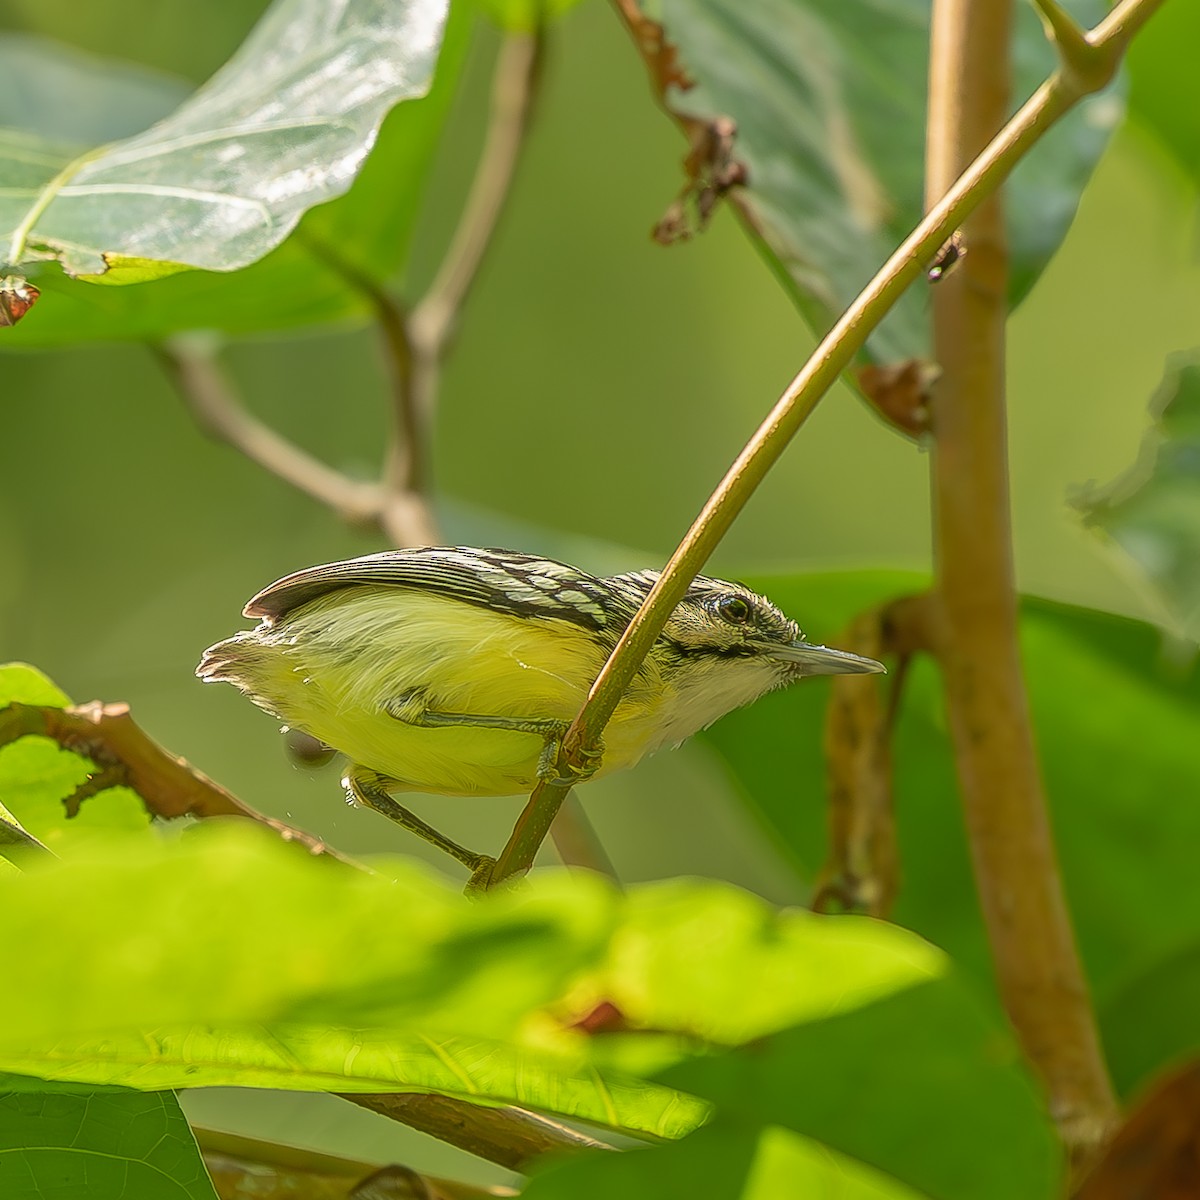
[1,0,1197,1185]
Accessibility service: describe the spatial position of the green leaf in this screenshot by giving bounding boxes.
[661,977,1061,1200]
[1126,1,1200,188]
[0,0,446,279]
[0,1085,217,1200]
[525,1124,931,1200]
[3,2,470,345]
[0,1029,706,1142]
[578,878,942,1068]
[1101,940,1200,1099]
[0,824,615,1045]
[1075,352,1200,642]
[0,663,149,850]
[700,573,1200,1015]
[0,822,952,1140]
[650,0,1117,362]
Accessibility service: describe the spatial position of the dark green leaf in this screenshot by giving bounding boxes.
[651,0,1116,362]
[525,1122,932,1199]
[661,977,1061,1200]
[1075,352,1200,642]
[1101,941,1200,1098]
[1126,1,1200,188]
[0,1085,217,1200]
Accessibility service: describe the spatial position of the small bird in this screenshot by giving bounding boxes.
[198,547,884,872]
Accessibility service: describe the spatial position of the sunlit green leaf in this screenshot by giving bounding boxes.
[649,0,1117,362]
[0,824,615,1045]
[0,1084,217,1200]
[0,0,447,281]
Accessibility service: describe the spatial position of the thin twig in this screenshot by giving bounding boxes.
[155,339,385,527]
[408,30,545,365]
[926,0,1116,1165]
[164,28,545,552]
[487,0,1163,886]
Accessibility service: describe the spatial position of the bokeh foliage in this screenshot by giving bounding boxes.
[2,0,1199,1196]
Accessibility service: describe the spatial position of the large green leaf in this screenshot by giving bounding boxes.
[1075,353,1200,642]
[0,823,615,1044]
[660,976,1061,1200]
[700,572,1200,1018]
[647,0,1116,363]
[0,0,446,280]
[6,3,469,346]
[0,1084,217,1200]
[527,974,1057,1200]
[524,1123,930,1200]
[0,809,953,1140]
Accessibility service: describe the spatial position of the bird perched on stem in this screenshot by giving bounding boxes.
[199,546,884,873]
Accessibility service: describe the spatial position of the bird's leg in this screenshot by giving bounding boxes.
[343,764,495,889]
[384,692,605,785]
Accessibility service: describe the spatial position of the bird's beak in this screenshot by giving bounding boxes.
[758,641,887,675]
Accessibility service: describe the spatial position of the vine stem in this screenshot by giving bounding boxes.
[491,0,1163,874]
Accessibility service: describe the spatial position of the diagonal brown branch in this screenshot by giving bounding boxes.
[0,700,359,867]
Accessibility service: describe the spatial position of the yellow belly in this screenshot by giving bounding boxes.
[232,588,666,796]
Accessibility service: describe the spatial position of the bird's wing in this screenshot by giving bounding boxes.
[243,546,613,630]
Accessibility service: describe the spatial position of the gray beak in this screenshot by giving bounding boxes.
[758,641,887,676]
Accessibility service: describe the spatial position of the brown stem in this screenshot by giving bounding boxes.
[925,0,1116,1161]
[338,1092,612,1171]
[408,30,544,370]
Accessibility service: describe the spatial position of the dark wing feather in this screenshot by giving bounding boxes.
[243,546,615,630]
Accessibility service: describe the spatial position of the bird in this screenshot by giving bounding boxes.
[198,546,885,874]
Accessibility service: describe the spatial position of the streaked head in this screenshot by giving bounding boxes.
[605,569,886,678]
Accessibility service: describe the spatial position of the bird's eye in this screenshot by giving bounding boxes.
[717,595,752,625]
